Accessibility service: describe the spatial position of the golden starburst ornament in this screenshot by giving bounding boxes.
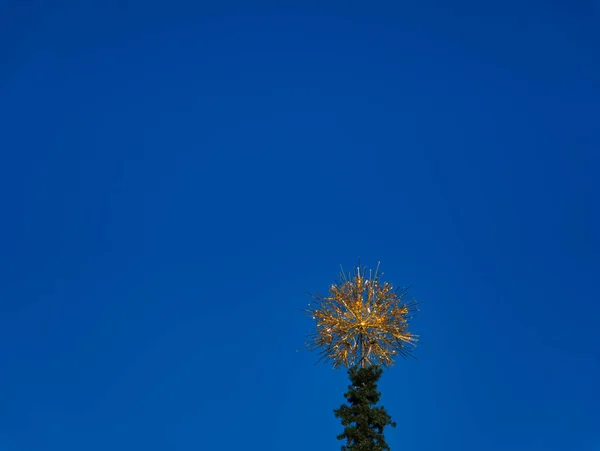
[306,262,418,369]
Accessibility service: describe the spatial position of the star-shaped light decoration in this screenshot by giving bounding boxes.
[306,262,418,369]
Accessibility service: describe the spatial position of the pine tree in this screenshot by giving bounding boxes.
[334,365,396,451]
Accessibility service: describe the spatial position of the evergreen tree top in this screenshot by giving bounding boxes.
[334,366,396,451]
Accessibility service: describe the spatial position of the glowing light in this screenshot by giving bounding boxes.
[306,262,418,369]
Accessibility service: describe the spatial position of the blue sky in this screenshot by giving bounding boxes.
[1,1,599,450]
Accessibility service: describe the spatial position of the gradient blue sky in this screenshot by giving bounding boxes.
[1,1,599,450]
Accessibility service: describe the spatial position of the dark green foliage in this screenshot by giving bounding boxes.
[334,366,396,451]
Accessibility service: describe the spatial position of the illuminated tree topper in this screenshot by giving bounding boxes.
[306,262,418,369]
